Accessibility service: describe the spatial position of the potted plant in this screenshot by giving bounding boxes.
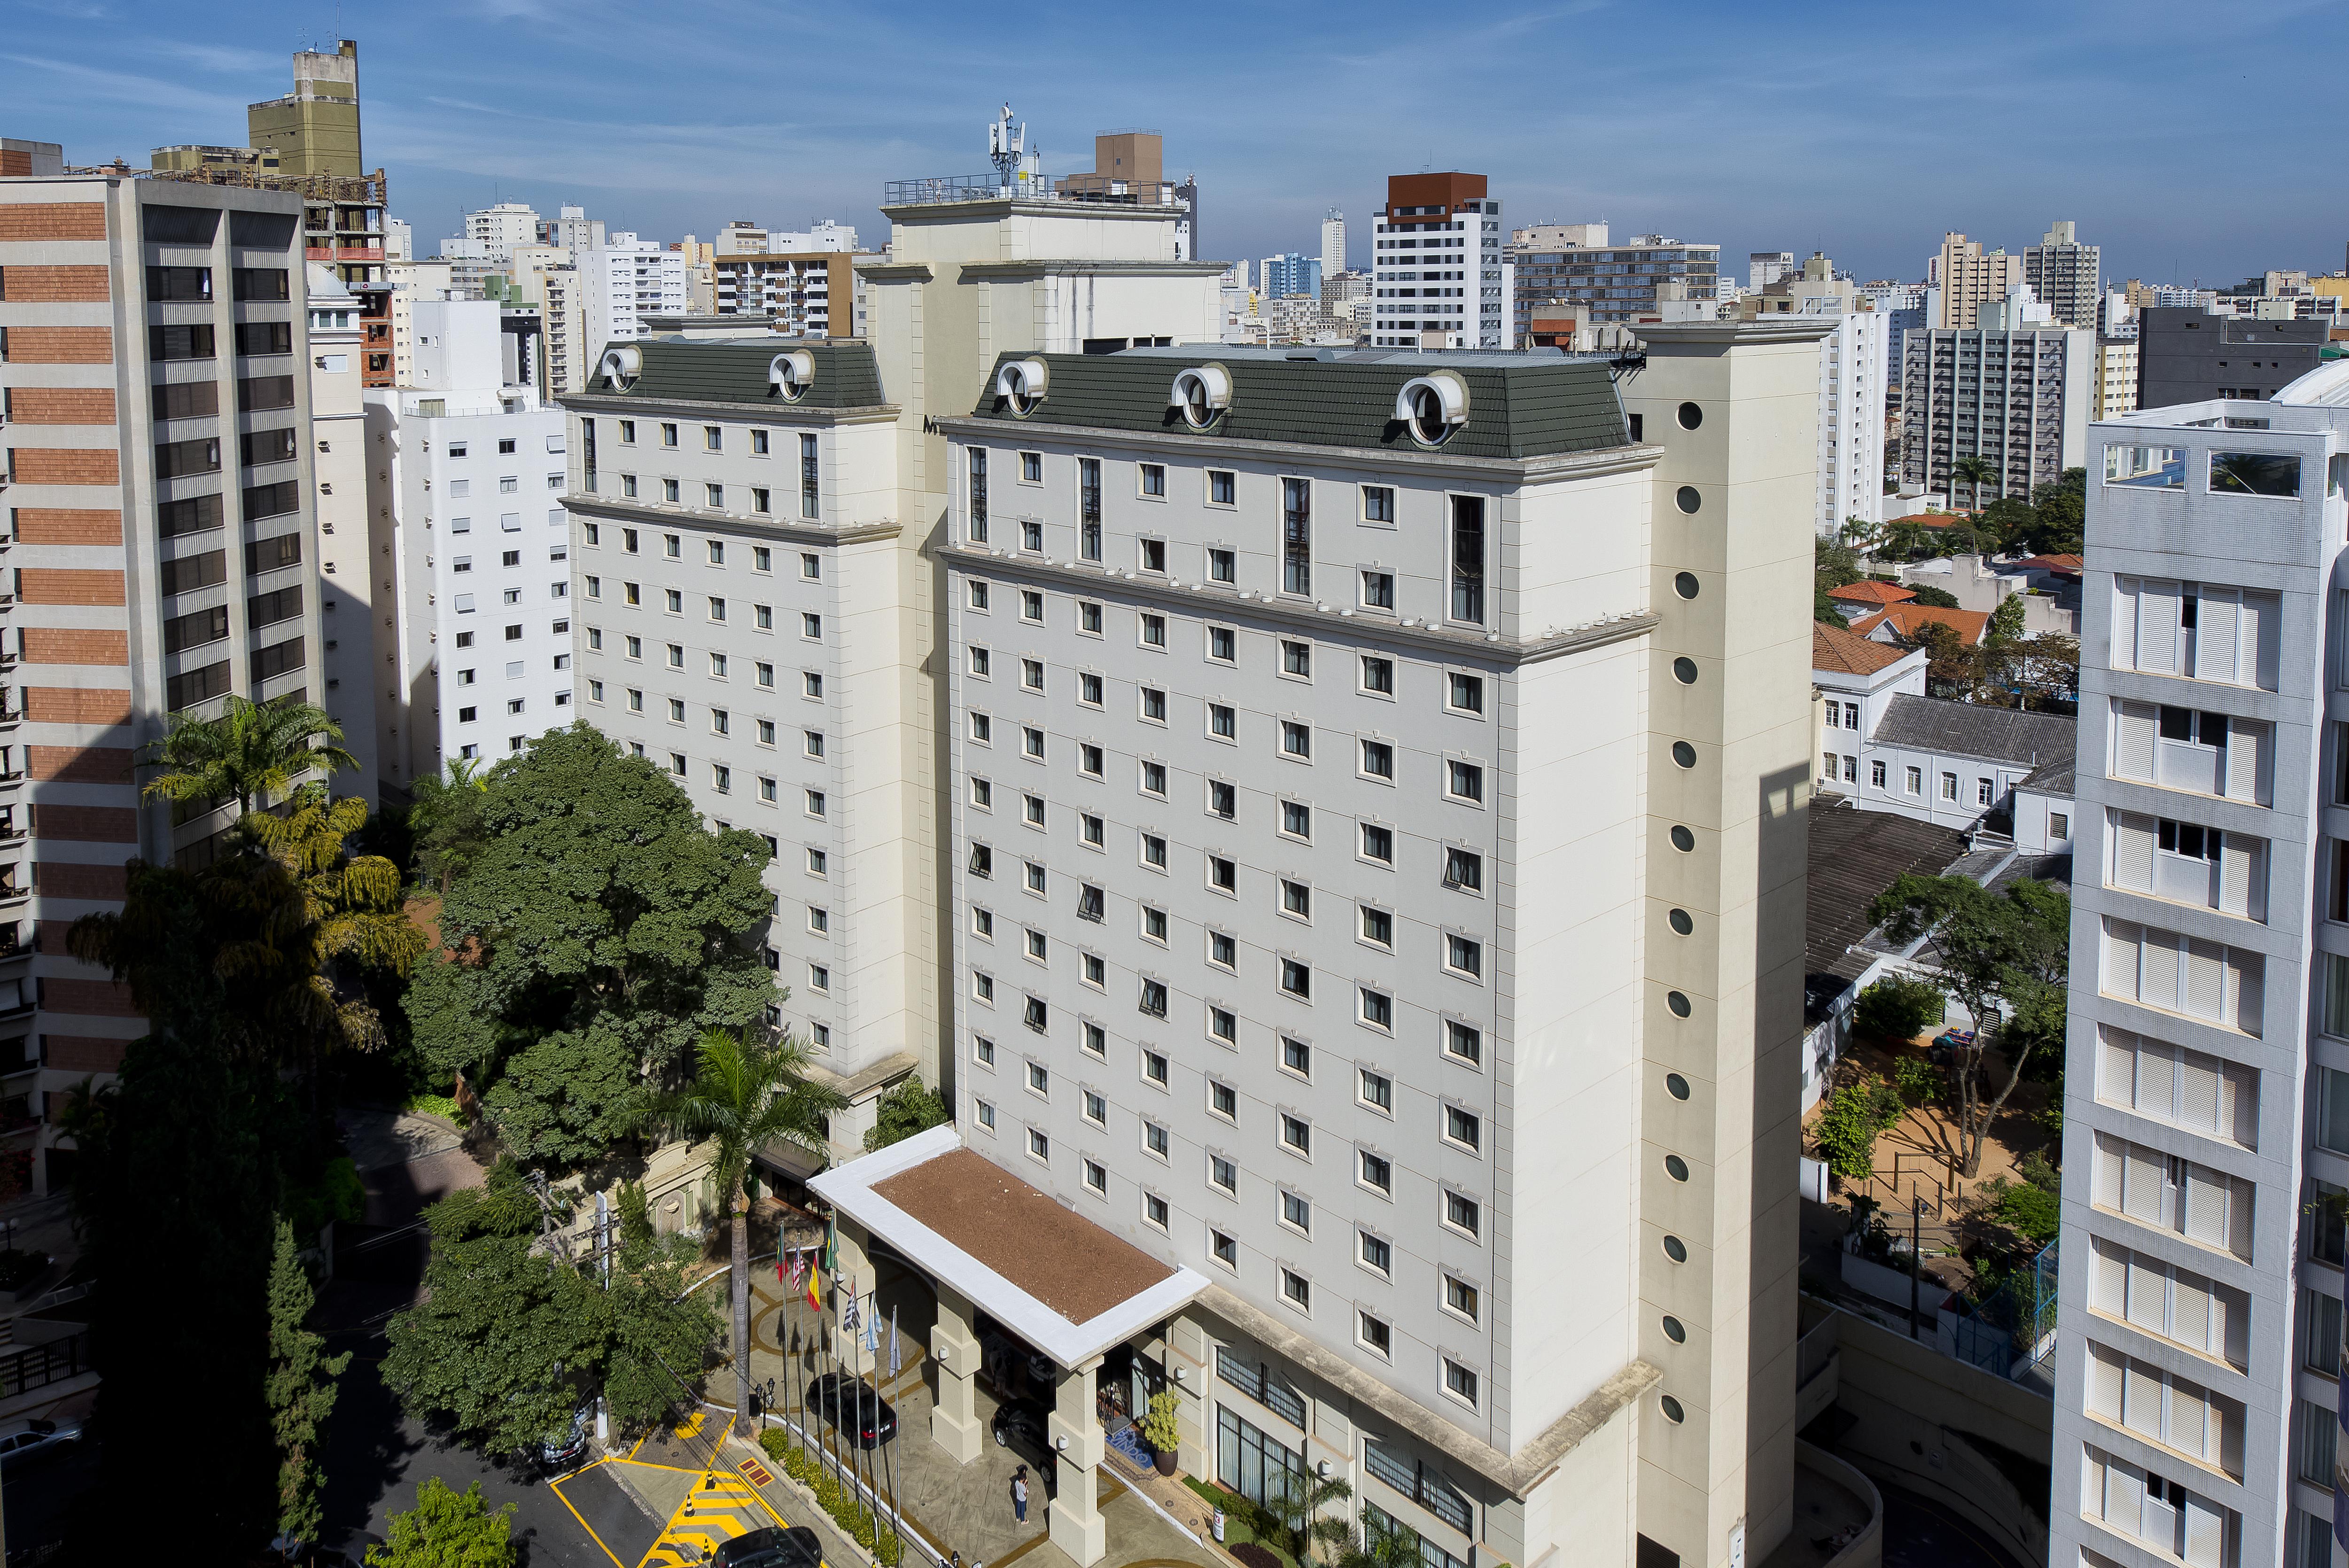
[1140,1389,1183,1476]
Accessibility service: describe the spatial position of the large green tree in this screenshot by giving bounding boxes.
[384,1163,719,1451]
[1868,873,2071,1176]
[404,725,775,1165]
[268,1218,351,1550]
[637,1027,843,1436]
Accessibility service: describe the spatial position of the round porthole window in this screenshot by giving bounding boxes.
[1664,1154,1689,1181]
[1671,741,1696,769]
[1673,571,1699,599]
[1666,991,1692,1017]
[1672,657,1698,685]
[1662,1235,1688,1263]
[1660,1395,1686,1424]
[1675,485,1702,514]
[1667,908,1693,936]
[1676,401,1703,430]
[1665,1072,1691,1100]
[1670,824,1696,852]
[1404,382,1452,446]
[1662,1315,1687,1343]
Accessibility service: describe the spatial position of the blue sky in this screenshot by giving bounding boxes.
[8,0,2346,287]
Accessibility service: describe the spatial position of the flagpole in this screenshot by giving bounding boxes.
[883,1300,902,1565]
[858,1288,878,1538]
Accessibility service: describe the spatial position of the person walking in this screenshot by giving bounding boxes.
[1011,1467,1029,1525]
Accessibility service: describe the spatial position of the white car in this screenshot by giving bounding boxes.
[0,1416,81,1468]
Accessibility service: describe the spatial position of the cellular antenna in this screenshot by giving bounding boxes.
[988,104,1042,191]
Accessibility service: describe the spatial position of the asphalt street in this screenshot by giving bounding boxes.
[319,1327,645,1567]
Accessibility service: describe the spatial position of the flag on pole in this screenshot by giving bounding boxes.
[864,1300,881,1357]
[842,1284,859,1335]
[804,1251,821,1312]
[888,1303,902,1376]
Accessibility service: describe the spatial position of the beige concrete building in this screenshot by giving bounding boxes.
[1930,233,2023,331]
[0,169,328,1194]
[2094,334,2139,419]
[244,40,364,178]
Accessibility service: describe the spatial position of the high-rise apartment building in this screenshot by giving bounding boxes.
[306,263,378,799]
[1750,251,1795,291]
[1899,326,2092,504]
[0,170,327,1194]
[1370,173,1509,348]
[545,204,604,258]
[2051,365,2349,1568]
[712,250,863,338]
[578,236,688,354]
[466,202,540,262]
[365,300,573,785]
[1930,233,2023,331]
[1509,231,1719,328]
[1740,256,1891,534]
[542,264,585,395]
[2023,219,2101,330]
[1261,253,1322,302]
[1322,210,1346,278]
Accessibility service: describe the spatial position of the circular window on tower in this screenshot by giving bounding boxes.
[1676,401,1703,430]
[1670,824,1696,852]
[1675,485,1703,514]
[1674,571,1700,599]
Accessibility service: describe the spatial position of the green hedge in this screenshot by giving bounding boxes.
[760,1427,902,1564]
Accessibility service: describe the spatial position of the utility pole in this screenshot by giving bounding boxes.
[1908,1196,1931,1340]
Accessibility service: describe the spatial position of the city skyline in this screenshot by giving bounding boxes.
[4,0,2343,287]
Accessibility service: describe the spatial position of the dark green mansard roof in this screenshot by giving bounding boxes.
[966,347,1632,459]
[579,337,887,410]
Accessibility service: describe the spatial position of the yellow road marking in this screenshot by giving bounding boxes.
[635,1469,775,1568]
[547,1464,628,1568]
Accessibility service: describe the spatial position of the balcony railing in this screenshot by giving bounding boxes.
[882,173,1187,209]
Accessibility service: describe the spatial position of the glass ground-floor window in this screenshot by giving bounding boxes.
[1216,1405,1305,1508]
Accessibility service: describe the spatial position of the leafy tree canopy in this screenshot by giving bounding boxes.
[367,1478,517,1568]
[1907,584,1962,610]
[405,725,775,1165]
[865,1075,951,1151]
[383,1162,719,1452]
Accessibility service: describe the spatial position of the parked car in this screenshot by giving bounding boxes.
[714,1525,825,1568]
[979,1330,1057,1399]
[0,1416,80,1469]
[989,1398,1057,1490]
[806,1373,897,1449]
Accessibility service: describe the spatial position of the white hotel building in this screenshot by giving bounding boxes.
[562,150,1834,1568]
[2054,368,2349,1568]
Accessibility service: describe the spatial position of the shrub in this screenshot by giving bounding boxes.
[1141,1389,1183,1452]
[761,1425,901,1563]
[1853,975,1944,1042]
[1814,1076,1905,1182]
[1980,1174,2060,1244]
[1892,1056,1940,1108]
[1909,584,1962,609]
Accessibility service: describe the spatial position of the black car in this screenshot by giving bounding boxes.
[989,1399,1057,1490]
[806,1372,897,1449]
[714,1525,825,1568]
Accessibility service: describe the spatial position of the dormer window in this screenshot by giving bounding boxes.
[1170,365,1232,430]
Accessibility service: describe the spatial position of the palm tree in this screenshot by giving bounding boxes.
[1335,1511,1424,1568]
[637,1026,846,1436]
[1950,454,1996,516]
[70,788,421,1067]
[142,695,357,817]
[1234,1471,1355,1568]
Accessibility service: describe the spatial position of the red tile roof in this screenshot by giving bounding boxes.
[1812,620,1913,676]
[1826,580,1917,606]
[2015,553,2084,574]
[1849,604,1992,647]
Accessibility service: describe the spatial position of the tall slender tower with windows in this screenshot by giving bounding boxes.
[1370,174,1509,349]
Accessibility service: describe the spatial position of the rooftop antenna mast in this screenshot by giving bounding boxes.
[988,104,1040,190]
